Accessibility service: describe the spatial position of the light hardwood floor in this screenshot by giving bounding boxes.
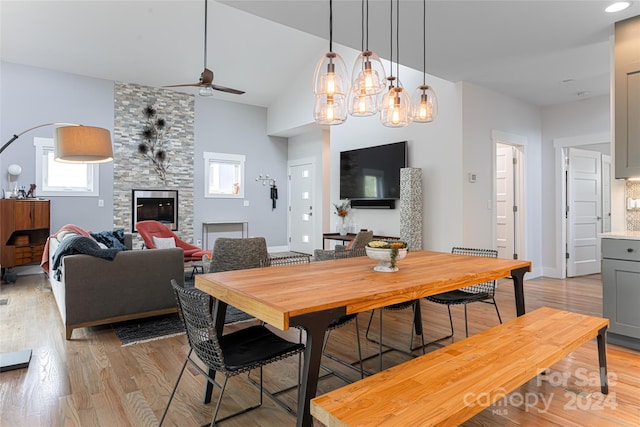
[1,272,639,426]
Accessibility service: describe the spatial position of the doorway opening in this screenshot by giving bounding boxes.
[494,137,525,261]
[554,133,611,279]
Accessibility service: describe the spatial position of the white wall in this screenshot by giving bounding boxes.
[461,82,543,277]
[194,97,289,247]
[1,62,115,232]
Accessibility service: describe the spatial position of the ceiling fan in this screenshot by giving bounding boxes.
[165,0,244,96]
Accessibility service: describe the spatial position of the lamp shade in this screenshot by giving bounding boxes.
[313,93,348,125]
[54,126,113,163]
[7,164,22,176]
[411,84,438,123]
[313,52,349,97]
[351,51,386,96]
[380,86,412,128]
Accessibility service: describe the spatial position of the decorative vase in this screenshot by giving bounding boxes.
[339,217,348,236]
[366,247,408,272]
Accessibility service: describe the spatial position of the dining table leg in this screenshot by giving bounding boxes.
[511,266,528,316]
[290,306,347,427]
[202,299,227,404]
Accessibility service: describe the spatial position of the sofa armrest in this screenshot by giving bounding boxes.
[60,247,184,325]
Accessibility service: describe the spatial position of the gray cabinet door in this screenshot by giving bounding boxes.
[602,258,640,338]
[614,16,640,179]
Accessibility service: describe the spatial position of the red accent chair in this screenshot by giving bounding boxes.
[136,220,211,262]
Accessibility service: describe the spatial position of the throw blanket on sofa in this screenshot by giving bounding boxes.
[41,224,92,273]
[51,236,120,281]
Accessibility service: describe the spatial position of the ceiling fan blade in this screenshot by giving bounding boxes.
[164,83,202,88]
[211,84,245,95]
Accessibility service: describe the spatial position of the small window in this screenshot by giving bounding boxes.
[203,152,245,198]
[34,137,99,196]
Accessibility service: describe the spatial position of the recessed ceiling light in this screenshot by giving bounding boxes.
[605,2,631,13]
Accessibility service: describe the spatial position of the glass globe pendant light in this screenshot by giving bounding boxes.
[380,0,411,128]
[349,0,385,117]
[313,0,349,125]
[412,0,438,123]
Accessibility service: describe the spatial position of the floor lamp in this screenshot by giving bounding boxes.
[0,123,113,372]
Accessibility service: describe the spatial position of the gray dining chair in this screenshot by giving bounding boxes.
[159,279,304,426]
[313,230,373,261]
[425,247,502,340]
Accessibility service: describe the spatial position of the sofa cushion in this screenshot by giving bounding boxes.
[153,236,176,249]
[90,229,127,251]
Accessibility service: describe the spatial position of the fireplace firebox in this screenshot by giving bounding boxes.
[132,189,178,232]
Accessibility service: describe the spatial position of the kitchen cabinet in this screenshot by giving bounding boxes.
[0,199,50,269]
[614,15,640,179]
[602,236,640,349]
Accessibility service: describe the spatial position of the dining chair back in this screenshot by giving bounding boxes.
[207,237,268,273]
[425,247,502,339]
[159,279,304,426]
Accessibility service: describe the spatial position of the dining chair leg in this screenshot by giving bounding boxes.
[159,351,191,426]
[493,298,503,324]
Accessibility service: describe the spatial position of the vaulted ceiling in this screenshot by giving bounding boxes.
[2,1,638,109]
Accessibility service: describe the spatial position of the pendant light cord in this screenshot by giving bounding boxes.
[423,0,426,85]
[396,0,400,83]
[361,0,365,52]
[329,0,334,52]
[365,0,370,51]
[389,0,393,79]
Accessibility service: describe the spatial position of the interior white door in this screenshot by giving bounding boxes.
[288,162,315,254]
[496,144,514,259]
[602,154,611,233]
[567,148,602,277]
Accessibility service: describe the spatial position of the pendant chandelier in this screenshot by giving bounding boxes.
[412,0,438,123]
[380,0,411,128]
[313,0,349,125]
[349,0,385,117]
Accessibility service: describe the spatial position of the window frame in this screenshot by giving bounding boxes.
[34,137,99,197]
[203,152,245,199]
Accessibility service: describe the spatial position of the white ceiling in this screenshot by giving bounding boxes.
[1,1,639,110]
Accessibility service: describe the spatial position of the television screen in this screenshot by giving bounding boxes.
[340,141,407,201]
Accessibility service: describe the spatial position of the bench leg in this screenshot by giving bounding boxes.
[597,326,608,395]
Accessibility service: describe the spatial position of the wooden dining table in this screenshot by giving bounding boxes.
[195,250,532,427]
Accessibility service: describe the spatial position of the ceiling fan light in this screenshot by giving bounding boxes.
[199,86,215,96]
[412,84,438,123]
[314,93,348,125]
[313,52,349,96]
[351,51,386,96]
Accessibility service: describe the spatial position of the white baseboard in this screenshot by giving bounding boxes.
[268,245,290,253]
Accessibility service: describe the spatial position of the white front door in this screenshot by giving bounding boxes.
[567,148,602,277]
[496,144,515,259]
[288,162,315,254]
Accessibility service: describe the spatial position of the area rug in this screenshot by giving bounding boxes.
[112,306,255,346]
[112,276,254,346]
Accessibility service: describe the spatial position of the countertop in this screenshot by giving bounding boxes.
[599,231,640,240]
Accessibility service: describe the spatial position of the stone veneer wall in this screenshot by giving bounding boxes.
[113,82,195,247]
[626,181,640,231]
[400,168,423,250]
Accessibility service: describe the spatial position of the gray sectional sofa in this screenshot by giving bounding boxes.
[48,233,184,339]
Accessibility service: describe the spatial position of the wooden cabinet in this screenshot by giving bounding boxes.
[0,199,50,268]
[614,15,640,179]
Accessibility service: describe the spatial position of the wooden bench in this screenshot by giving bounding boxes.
[310,307,609,427]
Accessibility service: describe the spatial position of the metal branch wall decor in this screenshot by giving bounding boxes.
[137,105,170,182]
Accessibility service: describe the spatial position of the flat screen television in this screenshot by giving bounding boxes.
[340,141,407,208]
